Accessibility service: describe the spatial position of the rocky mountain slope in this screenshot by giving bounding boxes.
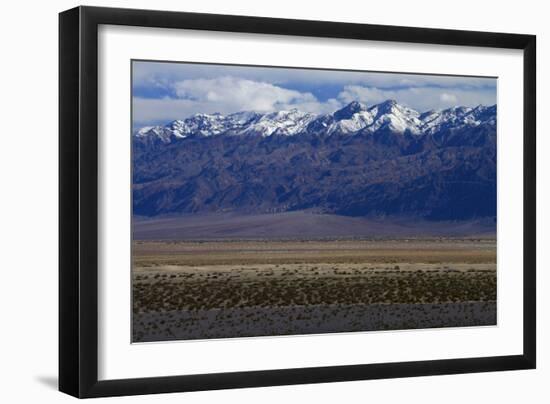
[133,100,497,221]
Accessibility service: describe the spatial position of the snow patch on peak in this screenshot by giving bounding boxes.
[243,109,316,136]
[333,101,369,121]
[133,100,497,145]
[228,111,261,125]
[419,104,496,134]
[328,110,374,134]
[363,101,422,134]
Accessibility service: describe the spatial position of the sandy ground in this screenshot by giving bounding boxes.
[133,302,497,342]
[133,212,496,240]
[133,238,496,266]
[132,238,496,342]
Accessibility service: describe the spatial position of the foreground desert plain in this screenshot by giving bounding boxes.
[132,235,496,342]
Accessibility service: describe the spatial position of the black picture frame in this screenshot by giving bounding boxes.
[59,6,536,398]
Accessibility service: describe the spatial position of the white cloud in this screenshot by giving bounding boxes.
[132,62,497,127]
[440,93,458,103]
[173,76,319,112]
[133,61,496,91]
[337,85,495,112]
[134,77,344,126]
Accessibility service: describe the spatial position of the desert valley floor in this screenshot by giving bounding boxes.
[132,236,496,342]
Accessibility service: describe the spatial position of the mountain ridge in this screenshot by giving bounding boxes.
[134,100,497,146]
[132,100,497,222]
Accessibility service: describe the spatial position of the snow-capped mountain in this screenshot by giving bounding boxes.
[134,109,313,144]
[240,109,316,136]
[419,104,497,135]
[133,100,497,221]
[134,100,497,146]
[134,111,260,144]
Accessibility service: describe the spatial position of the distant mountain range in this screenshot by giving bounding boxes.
[133,100,497,221]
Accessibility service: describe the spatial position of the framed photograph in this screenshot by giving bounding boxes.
[59,6,536,398]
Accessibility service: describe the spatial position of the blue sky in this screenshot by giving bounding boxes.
[132,60,497,128]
